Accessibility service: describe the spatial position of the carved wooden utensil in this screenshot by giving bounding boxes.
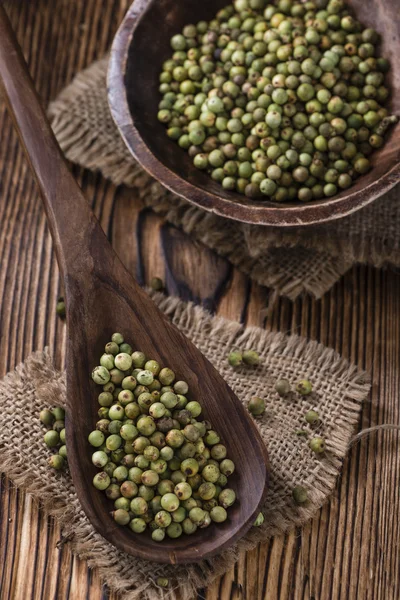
[0,5,269,564]
[108,0,400,227]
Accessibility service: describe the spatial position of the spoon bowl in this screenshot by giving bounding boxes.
[65,271,269,563]
[0,5,269,564]
[108,0,400,227]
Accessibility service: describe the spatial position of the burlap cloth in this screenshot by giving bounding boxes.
[0,292,370,599]
[48,56,400,301]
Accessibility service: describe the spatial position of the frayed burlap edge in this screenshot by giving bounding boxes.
[0,293,370,600]
[49,58,143,188]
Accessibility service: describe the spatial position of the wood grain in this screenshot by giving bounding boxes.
[0,2,269,565]
[0,0,399,597]
[108,0,400,227]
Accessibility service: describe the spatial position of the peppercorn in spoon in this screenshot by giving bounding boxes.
[0,5,269,563]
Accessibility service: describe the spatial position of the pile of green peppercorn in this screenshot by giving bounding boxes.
[90,333,237,542]
[40,407,67,469]
[157,0,398,202]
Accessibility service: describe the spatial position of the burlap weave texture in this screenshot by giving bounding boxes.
[0,293,370,600]
[48,57,400,301]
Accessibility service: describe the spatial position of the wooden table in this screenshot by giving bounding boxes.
[0,1,399,598]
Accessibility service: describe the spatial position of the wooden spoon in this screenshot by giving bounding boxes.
[0,5,269,564]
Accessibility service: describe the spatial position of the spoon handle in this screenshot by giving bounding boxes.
[0,5,110,279]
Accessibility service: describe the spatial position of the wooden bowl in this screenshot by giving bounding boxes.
[108,0,400,226]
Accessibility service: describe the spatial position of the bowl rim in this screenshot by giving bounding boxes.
[107,0,400,228]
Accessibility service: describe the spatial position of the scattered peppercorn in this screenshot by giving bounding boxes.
[296,379,313,396]
[228,351,243,367]
[56,297,66,319]
[309,436,326,454]
[156,577,169,588]
[292,485,308,505]
[275,379,291,397]
[247,396,266,417]
[242,350,260,366]
[44,430,60,448]
[40,406,68,471]
[304,409,320,425]
[150,277,164,292]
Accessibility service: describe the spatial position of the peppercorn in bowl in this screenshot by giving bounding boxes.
[108,0,400,226]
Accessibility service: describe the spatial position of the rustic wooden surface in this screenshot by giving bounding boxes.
[0,0,399,598]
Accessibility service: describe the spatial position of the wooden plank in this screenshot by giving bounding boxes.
[0,0,399,598]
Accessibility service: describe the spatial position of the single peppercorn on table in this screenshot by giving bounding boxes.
[0,1,400,599]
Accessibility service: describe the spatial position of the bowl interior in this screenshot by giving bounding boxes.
[120,0,400,223]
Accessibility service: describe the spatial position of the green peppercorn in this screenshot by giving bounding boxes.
[112,509,130,526]
[100,353,115,371]
[210,506,227,523]
[88,430,104,447]
[309,436,326,454]
[186,401,202,418]
[247,396,266,417]
[99,461,114,478]
[175,481,193,500]
[201,464,220,483]
[56,297,66,318]
[92,366,110,385]
[188,507,206,525]
[181,458,199,476]
[92,450,108,468]
[220,459,235,476]
[130,517,147,533]
[292,485,308,505]
[131,351,146,368]
[108,404,125,421]
[150,529,165,542]
[305,410,320,425]
[242,349,260,366]
[275,379,291,396]
[136,416,156,436]
[40,409,54,426]
[296,379,313,395]
[154,510,172,528]
[130,497,148,515]
[121,481,139,499]
[161,493,180,512]
[226,349,243,368]
[93,472,110,490]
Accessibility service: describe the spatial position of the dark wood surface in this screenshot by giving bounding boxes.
[0,0,399,597]
[0,4,268,564]
[108,0,400,227]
